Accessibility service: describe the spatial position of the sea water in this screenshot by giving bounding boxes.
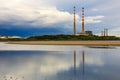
[0,42,120,80]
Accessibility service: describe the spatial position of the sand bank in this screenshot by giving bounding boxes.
[8,41,120,46]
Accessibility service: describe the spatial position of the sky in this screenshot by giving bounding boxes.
[0,0,120,37]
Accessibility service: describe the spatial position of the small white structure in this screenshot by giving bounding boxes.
[0,36,8,39]
[0,36,22,39]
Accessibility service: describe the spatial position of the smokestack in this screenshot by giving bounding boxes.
[104,28,106,36]
[82,7,85,33]
[102,28,108,36]
[73,6,76,36]
[105,28,108,36]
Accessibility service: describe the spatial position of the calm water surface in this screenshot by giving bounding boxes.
[0,44,120,80]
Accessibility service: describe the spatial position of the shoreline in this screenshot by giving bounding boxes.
[7,41,120,46]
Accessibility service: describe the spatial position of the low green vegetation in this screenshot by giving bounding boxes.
[0,35,120,41]
[26,35,120,41]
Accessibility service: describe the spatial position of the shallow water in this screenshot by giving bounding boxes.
[0,43,120,80]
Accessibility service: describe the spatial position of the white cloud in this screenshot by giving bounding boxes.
[0,0,104,28]
[0,0,74,27]
[85,16,104,24]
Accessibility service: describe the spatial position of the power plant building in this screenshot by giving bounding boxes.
[85,31,93,35]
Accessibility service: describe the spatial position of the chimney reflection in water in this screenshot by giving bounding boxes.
[82,50,85,75]
[73,50,85,75]
[74,50,77,75]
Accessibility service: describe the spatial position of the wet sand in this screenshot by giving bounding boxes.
[8,41,120,46]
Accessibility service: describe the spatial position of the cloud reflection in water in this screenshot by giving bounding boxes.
[0,47,120,80]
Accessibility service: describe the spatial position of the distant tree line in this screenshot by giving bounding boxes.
[0,35,120,41]
[26,35,120,41]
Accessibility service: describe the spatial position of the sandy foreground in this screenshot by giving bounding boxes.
[8,41,120,46]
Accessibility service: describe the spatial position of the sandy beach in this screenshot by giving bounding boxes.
[8,41,120,46]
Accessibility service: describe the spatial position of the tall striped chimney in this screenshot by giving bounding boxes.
[82,7,85,33]
[73,6,76,36]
